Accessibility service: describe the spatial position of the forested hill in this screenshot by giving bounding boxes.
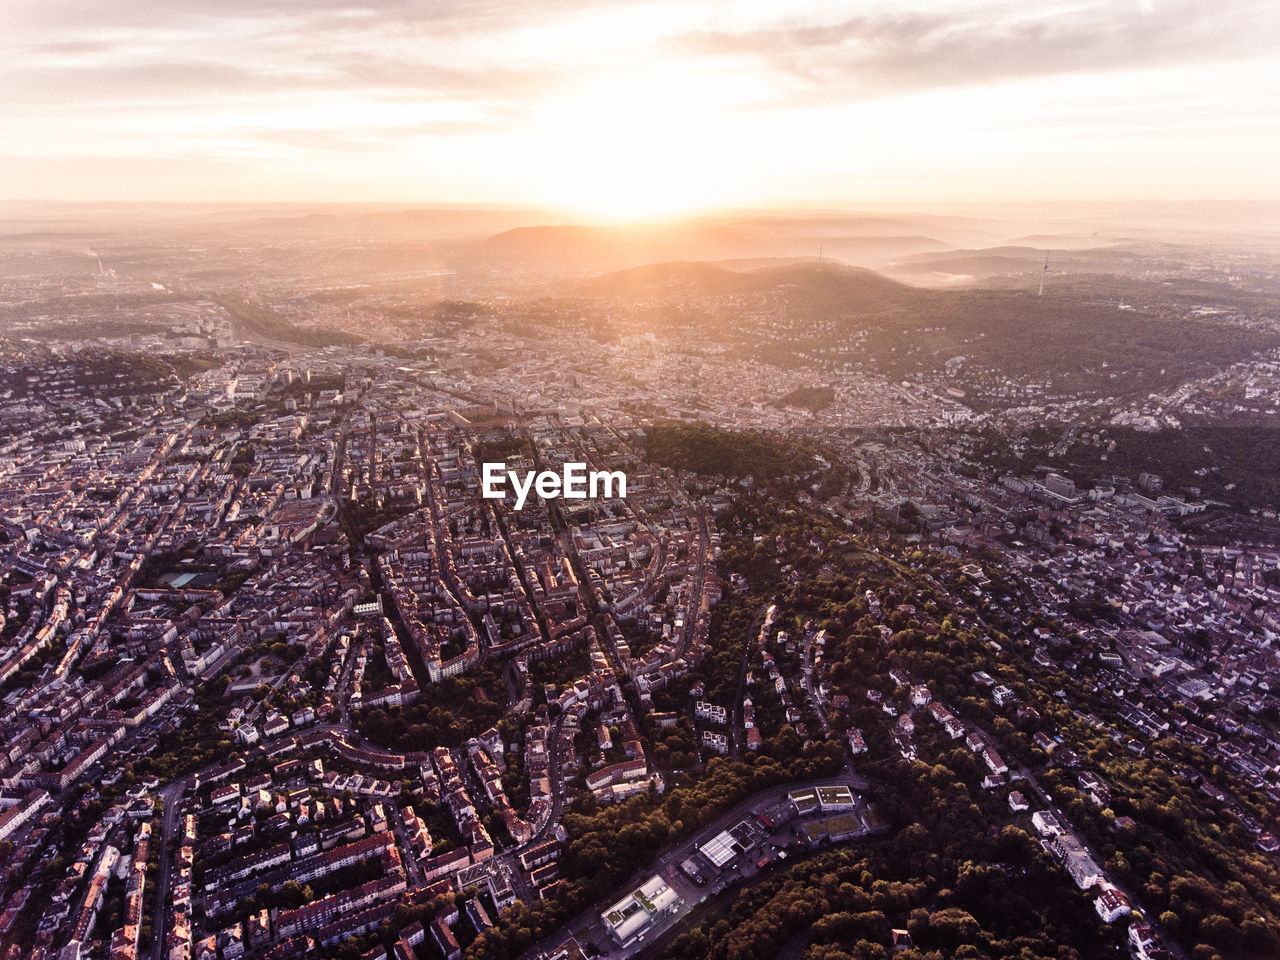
[644,421,813,480]
[558,261,1280,397]
[642,422,849,498]
[577,261,916,307]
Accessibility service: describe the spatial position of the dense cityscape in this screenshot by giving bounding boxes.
[0,205,1276,960]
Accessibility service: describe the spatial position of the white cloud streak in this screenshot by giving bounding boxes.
[1,0,1277,203]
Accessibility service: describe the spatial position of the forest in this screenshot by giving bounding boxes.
[675,486,1280,960]
[643,422,850,502]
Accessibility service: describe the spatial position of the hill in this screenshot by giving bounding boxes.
[560,260,1280,399]
[883,243,1174,285]
[454,215,978,278]
[577,260,919,307]
[771,385,836,412]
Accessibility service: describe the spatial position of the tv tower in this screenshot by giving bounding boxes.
[1038,253,1049,296]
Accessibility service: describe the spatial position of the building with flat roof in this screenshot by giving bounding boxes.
[601,876,679,948]
[788,787,820,815]
[816,785,857,812]
[698,830,739,870]
[1049,833,1104,890]
[802,813,862,846]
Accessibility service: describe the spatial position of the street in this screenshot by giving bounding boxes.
[517,773,873,960]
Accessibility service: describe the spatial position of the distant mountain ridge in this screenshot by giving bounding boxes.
[575,260,919,307]
[885,243,1171,283]
[550,257,1280,397]
[454,221,961,276]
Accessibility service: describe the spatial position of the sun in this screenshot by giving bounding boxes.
[524,77,730,222]
[560,152,706,222]
[556,147,709,222]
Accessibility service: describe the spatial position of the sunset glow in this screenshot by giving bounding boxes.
[3,0,1279,208]
[521,74,741,220]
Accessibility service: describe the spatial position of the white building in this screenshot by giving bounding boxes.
[1095,886,1132,923]
[602,876,680,948]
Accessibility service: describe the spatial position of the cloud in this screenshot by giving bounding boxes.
[3,0,1278,202]
[242,115,510,153]
[5,0,528,34]
[1,0,602,115]
[675,0,1280,100]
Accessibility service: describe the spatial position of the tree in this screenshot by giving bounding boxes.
[1199,914,1238,951]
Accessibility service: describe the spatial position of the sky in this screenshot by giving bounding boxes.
[4,0,1280,217]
